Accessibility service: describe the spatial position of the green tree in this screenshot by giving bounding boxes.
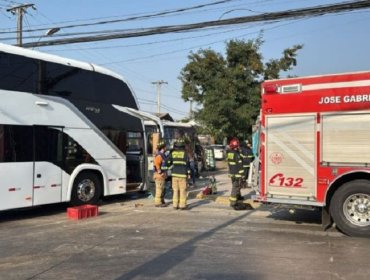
[179,37,302,142]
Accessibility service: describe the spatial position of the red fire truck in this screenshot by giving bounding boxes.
[250,71,370,237]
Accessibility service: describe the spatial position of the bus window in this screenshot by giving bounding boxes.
[64,135,95,173]
[44,62,95,99]
[146,132,153,155]
[34,126,63,164]
[0,52,37,94]
[93,73,137,108]
[127,132,143,153]
[102,129,127,154]
[0,125,33,163]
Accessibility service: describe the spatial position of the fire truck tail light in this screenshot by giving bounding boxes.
[263,85,278,94]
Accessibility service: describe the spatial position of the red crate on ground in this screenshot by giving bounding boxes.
[67,204,99,220]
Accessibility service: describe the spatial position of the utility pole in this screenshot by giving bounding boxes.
[189,97,194,119]
[7,3,36,47]
[151,80,167,114]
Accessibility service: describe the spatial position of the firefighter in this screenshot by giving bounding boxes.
[240,140,255,188]
[168,137,191,210]
[153,140,168,207]
[226,137,246,210]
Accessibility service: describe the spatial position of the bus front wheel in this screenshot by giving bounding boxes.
[330,179,370,237]
[71,172,102,206]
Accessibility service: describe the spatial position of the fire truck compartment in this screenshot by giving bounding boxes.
[322,112,370,164]
[265,114,317,200]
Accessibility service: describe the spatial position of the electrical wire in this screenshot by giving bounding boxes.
[30,24,258,52]
[0,0,238,34]
[138,95,188,116]
[0,0,242,33]
[0,0,21,5]
[21,1,370,48]
[99,20,295,65]
[160,103,188,115]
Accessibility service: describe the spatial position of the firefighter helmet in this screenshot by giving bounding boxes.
[174,138,185,148]
[229,138,240,149]
[157,140,166,150]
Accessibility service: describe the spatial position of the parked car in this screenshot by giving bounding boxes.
[211,144,225,160]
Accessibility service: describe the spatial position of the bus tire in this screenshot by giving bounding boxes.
[71,172,102,206]
[330,179,370,237]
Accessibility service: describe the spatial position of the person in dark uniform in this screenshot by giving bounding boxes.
[168,138,191,210]
[240,140,255,188]
[153,140,168,207]
[226,137,247,210]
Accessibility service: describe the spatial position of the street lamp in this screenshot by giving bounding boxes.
[33,27,60,49]
[45,27,60,37]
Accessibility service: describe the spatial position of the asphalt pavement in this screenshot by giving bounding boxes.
[1,161,370,280]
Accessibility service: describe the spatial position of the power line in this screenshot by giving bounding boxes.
[22,1,370,48]
[138,89,187,114]
[102,10,368,66]
[0,0,237,34]
[99,21,294,65]
[0,0,241,32]
[138,98,188,117]
[138,97,156,104]
[2,22,259,41]
[160,103,188,115]
[0,9,12,19]
[40,25,257,52]
[0,0,22,5]
[136,87,183,99]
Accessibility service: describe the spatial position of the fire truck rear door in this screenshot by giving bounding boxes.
[266,114,316,201]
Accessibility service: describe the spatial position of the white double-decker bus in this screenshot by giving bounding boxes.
[0,43,146,211]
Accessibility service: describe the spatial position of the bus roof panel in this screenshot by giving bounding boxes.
[0,43,124,82]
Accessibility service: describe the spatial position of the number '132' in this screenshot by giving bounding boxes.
[269,173,303,188]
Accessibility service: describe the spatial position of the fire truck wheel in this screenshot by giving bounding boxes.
[71,172,102,206]
[330,179,370,237]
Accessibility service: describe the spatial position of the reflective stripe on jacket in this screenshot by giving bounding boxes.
[226,149,244,178]
[168,148,190,178]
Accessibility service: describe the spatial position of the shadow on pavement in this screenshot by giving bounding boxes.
[116,211,255,280]
[266,207,321,225]
[188,199,212,209]
[0,192,149,223]
[0,203,69,223]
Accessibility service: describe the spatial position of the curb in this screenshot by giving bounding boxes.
[214,196,260,209]
[188,189,261,209]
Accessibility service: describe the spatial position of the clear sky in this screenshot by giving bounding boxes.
[1,0,369,120]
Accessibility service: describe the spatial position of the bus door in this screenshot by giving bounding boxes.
[112,106,165,190]
[32,126,63,205]
[0,125,34,210]
[126,131,145,191]
[146,130,160,184]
